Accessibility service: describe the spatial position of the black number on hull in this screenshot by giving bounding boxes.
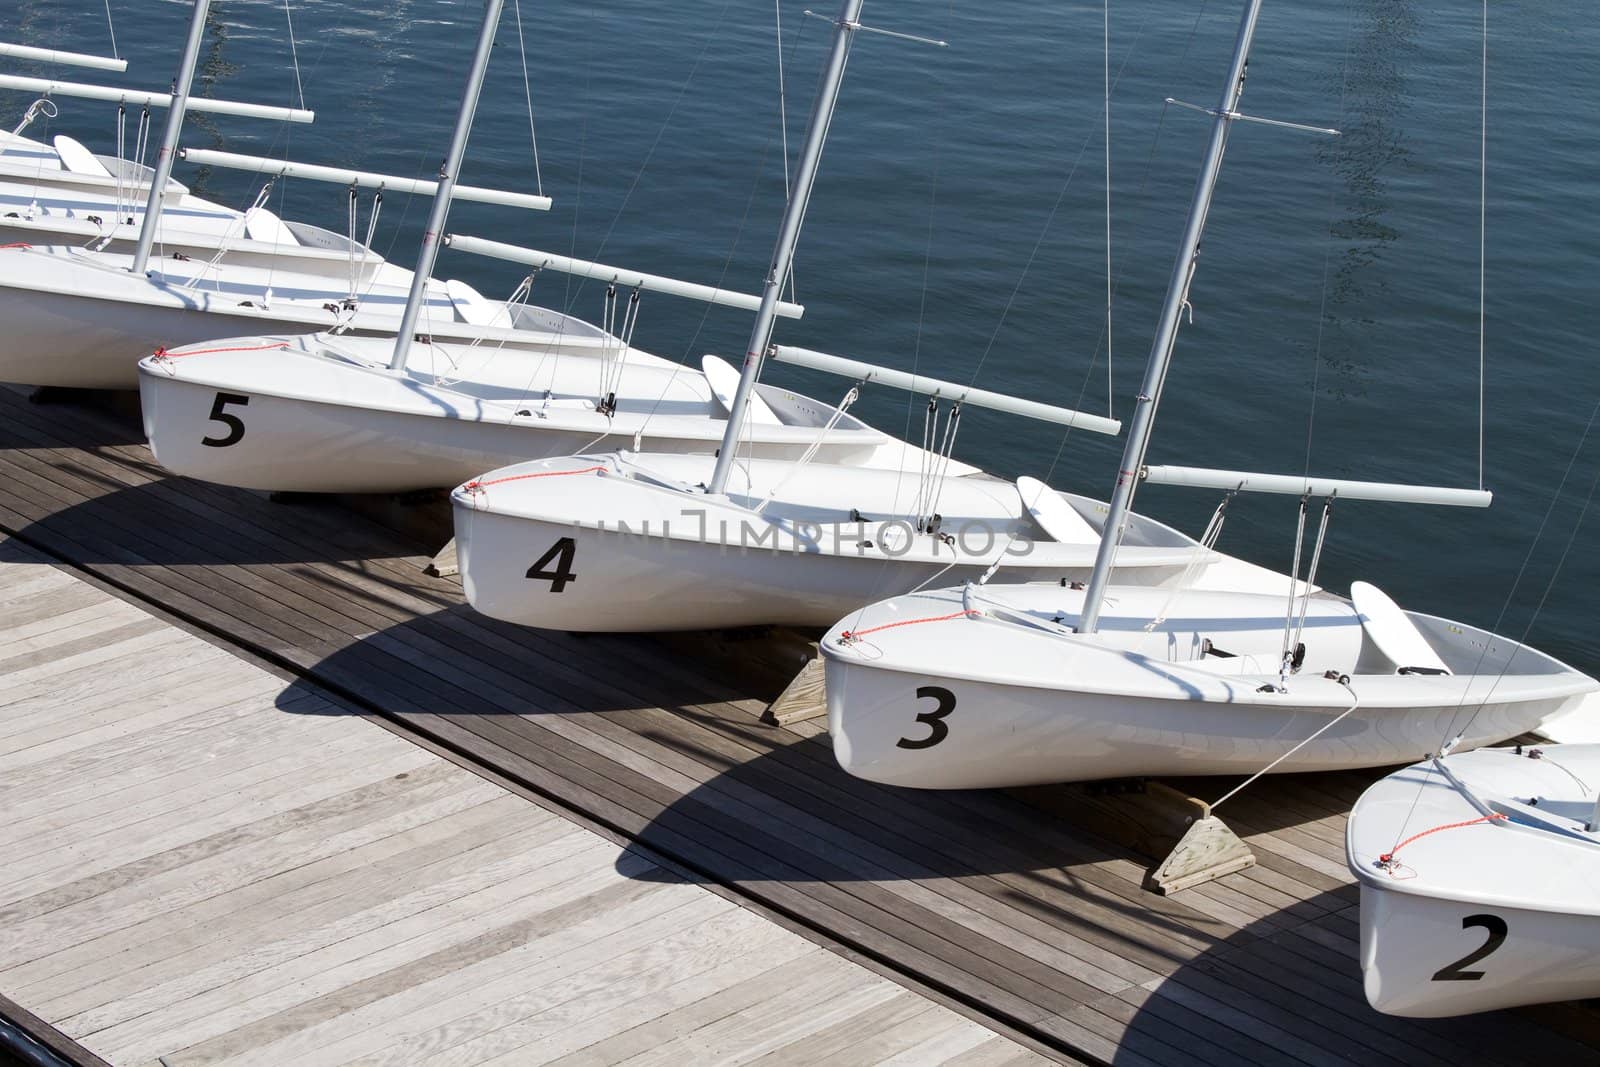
[526,537,578,592]
[897,685,956,750]
[201,391,250,447]
[1432,914,1507,981]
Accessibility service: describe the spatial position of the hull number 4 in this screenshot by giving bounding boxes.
[526,537,578,592]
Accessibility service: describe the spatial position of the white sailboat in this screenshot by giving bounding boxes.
[0,0,584,389]
[135,0,950,494]
[0,124,429,285]
[0,45,399,281]
[446,0,1257,633]
[819,0,1599,789]
[1348,744,1600,1017]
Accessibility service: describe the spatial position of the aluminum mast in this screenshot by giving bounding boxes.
[1076,0,1265,634]
[389,0,506,372]
[706,0,864,495]
[129,0,211,275]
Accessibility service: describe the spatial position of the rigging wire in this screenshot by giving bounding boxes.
[1103,0,1113,416]
[512,0,545,195]
[1477,0,1487,490]
[774,0,792,273]
[1299,0,1356,477]
[575,13,811,440]
[282,0,306,112]
[103,0,120,60]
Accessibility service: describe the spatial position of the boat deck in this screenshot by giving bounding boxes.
[2,384,1598,1066]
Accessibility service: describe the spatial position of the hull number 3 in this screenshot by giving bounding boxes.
[897,685,956,750]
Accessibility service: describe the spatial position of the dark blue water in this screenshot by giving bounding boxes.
[4,0,1597,671]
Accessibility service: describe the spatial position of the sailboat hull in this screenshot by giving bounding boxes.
[451,455,1207,632]
[0,245,616,389]
[1349,746,1600,1016]
[139,341,909,494]
[821,588,1597,788]
[825,653,1578,787]
[1357,881,1600,1017]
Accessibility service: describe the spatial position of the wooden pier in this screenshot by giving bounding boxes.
[1,384,1598,1065]
[0,540,1036,1065]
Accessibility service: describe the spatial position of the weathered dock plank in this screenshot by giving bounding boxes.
[0,536,1041,1066]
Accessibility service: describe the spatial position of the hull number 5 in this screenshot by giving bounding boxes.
[1432,914,1507,981]
[897,685,955,750]
[201,391,249,447]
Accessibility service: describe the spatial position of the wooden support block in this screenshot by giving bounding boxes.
[426,537,459,578]
[1146,814,1255,895]
[1015,778,1255,894]
[765,653,827,726]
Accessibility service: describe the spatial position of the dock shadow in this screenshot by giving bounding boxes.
[11,475,437,567]
[0,385,148,448]
[270,604,767,722]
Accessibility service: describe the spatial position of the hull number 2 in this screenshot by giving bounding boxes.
[526,537,578,592]
[897,685,955,750]
[1432,914,1507,981]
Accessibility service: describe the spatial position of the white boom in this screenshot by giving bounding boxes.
[0,42,127,72]
[179,148,551,211]
[771,344,1123,434]
[1140,465,1493,507]
[445,233,805,318]
[0,74,314,123]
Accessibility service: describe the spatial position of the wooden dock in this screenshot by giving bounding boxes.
[0,540,1038,1066]
[1,383,1598,1065]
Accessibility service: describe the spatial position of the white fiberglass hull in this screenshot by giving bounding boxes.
[821,586,1597,788]
[1349,745,1600,1017]
[139,338,915,494]
[0,135,404,283]
[0,245,622,389]
[452,454,1199,631]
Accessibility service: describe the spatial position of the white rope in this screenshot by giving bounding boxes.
[1212,681,1361,810]
[111,103,127,229]
[512,0,544,195]
[182,181,272,289]
[360,190,381,288]
[1143,492,1232,634]
[1279,496,1310,686]
[922,402,963,531]
[1,97,54,228]
[752,385,861,515]
[602,288,641,401]
[1289,496,1335,657]
[346,185,359,302]
[283,0,306,112]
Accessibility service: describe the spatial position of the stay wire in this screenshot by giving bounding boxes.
[512,0,544,195]
[103,0,119,60]
[1477,0,1487,490]
[282,0,306,111]
[1301,0,1357,477]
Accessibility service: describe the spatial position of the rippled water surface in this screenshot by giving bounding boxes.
[3,0,1597,670]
